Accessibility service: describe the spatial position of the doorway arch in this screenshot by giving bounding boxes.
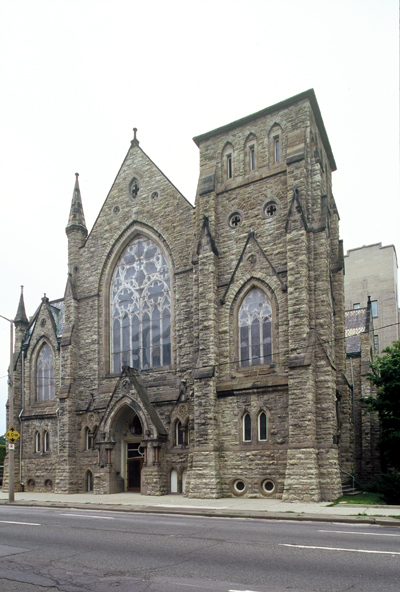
[110,404,145,492]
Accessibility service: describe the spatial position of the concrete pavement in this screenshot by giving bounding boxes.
[1,489,400,526]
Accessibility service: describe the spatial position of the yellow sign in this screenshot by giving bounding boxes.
[5,426,20,443]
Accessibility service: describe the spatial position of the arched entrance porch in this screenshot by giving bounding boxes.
[110,404,145,492]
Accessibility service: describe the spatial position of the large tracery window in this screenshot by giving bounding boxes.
[111,236,171,373]
[239,288,272,367]
[37,344,55,400]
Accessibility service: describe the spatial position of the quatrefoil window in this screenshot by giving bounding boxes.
[265,203,277,217]
[129,177,140,199]
[229,212,242,228]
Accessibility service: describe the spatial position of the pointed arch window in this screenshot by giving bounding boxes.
[86,470,94,492]
[175,420,184,446]
[111,236,171,373]
[171,469,178,493]
[269,124,283,167]
[243,413,252,442]
[37,344,55,400]
[244,133,258,174]
[222,142,234,181]
[258,412,267,441]
[35,431,41,453]
[43,430,50,452]
[239,288,272,367]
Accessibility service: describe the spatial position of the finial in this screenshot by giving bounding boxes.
[75,172,79,179]
[21,285,24,293]
[131,128,139,147]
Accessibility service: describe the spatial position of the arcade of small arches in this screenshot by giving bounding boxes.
[221,124,283,182]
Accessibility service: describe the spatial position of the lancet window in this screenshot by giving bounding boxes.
[239,288,272,367]
[37,343,55,400]
[111,236,171,373]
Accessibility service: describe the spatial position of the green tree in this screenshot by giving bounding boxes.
[363,339,400,471]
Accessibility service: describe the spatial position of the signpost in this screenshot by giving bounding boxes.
[5,426,20,444]
[1,314,14,502]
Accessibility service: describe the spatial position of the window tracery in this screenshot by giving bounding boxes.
[239,288,272,367]
[37,344,55,400]
[111,236,171,373]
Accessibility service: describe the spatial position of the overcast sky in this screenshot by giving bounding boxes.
[0,0,398,435]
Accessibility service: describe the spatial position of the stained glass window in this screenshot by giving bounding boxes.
[111,236,171,372]
[37,344,55,400]
[239,288,272,367]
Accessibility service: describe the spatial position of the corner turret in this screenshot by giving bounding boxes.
[66,173,87,274]
[14,285,29,347]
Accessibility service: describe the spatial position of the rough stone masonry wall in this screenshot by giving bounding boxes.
[10,94,350,501]
[69,141,195,493]
[217,389,288,498]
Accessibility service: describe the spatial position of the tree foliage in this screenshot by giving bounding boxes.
[363,339,400,471]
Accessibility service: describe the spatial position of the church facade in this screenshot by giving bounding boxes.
[5,90,353,501]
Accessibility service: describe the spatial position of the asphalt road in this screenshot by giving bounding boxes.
[0,505,399,592]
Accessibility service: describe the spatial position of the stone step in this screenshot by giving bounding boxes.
[342,484,363,496]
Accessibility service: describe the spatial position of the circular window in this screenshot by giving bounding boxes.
[151,190,159,201]
[229,212,242,228]
[260,478,276,496]
[40,318,46,327]
[129,177,140,199]
[113,205,120,215]
[230,478,248,496]
[234,480,245,492]
[44,479,53,491]
[27,479,35,491]
[264,202,277,218]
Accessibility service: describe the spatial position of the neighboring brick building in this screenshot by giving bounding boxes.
[5,90,355,501]
[344,243,399,354]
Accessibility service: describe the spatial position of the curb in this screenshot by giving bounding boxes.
[1,500,400,527]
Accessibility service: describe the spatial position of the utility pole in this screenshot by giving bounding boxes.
[1,314,14,503]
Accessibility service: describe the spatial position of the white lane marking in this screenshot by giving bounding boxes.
[319,529,400,537]
[0,520,41,526]
[279,543,400,555]
[230,590,261,592]
[60,513,114,520]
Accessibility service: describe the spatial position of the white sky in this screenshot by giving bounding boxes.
[0,0,398,435]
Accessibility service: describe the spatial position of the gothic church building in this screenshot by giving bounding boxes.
[5,90,352,501]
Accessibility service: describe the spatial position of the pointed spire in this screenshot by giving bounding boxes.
[66,173,87,236]
[131,127,140,147]
[14,286,29,325]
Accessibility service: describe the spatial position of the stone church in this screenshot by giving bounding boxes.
[5,89,354,502]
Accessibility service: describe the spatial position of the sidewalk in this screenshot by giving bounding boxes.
[1,490,400,526]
